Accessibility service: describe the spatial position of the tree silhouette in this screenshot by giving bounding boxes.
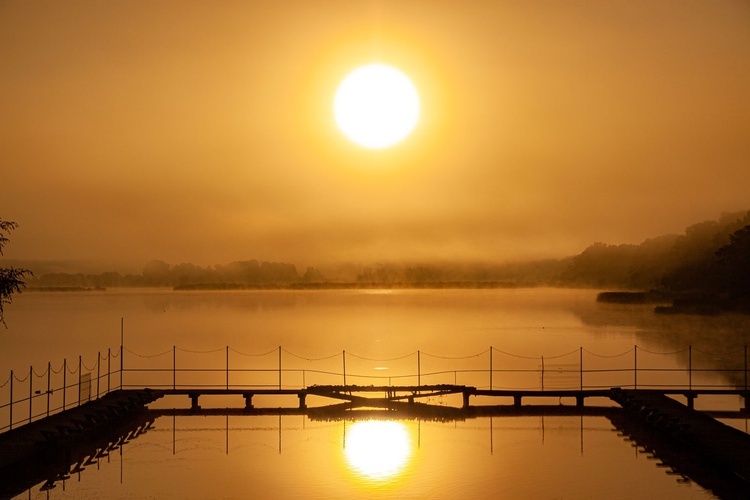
[715,225,750,295]
[0,219,32,327]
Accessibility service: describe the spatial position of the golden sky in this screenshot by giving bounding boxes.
[2,1,749,269]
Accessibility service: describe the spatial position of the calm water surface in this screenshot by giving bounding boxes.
[3,288,750,498]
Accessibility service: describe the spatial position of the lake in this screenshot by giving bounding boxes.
[2,288,750,498]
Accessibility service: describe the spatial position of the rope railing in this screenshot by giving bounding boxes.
[118,343,750,394]
[583,347,635,358]
[229,346,279,357]
[0,346,123,434]
[346,351,417,362]
[281,348,341,362]
[422,348,490,360]
[3,343,749,435]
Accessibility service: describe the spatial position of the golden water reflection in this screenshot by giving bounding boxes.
[344,420,412,481]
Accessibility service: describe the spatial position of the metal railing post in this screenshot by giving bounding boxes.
[689,345,692,390]
[634,345,637,389]
[97,351,101,398]
[120,317,124,390]
[417,350,421,387]
[120,343,124,389]
[579,347,583,390]
[9,370,13,430]
[226,345,229,390]
[46,362,51,417]
[541,355,545,391]
[745,345,747,392]
[278,346,282,390]
[173,346,176,390]
[62,360,66,410]
[78,355,82,406]
[342,350,346,386]
[107,348,111,393]
[489,347,493,390]
[28,365,32,424]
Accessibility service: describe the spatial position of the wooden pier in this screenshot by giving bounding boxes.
[0,389,159,498]
[611,388,750,486]
[154,385,750,412]
[2,384,750,496]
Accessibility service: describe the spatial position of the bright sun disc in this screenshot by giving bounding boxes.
[344,420,412,480]
[334,64,420,149]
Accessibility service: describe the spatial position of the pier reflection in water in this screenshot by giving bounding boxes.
[10,406,741,499]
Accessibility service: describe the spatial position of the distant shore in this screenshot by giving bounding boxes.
[26,286,106,292]
[597,290,750,316]
[172,281,532,291]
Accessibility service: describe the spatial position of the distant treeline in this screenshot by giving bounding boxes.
[26,258,564,290]
[27,260,326,289]
[24,211,750,301]
[560,210,750,295]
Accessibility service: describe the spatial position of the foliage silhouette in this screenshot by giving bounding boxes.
[0,219,32,327]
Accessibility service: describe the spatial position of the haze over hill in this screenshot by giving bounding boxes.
[12,211,749,299]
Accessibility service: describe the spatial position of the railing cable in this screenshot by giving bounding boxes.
[82,359,98,372]
[125,347,172,358]
[692,347,745,357]
[582,347,634,358]
[422,349,489,360]
[176,346,226,354]
[228,346,279,357]
[346,351,417,362]
[637,346,690,356]
[281,348,341,361]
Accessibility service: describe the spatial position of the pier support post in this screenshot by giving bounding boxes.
[189,393,200,410]
[686,392,695,410]
[298,393,307,409]
[576,395,584,408]
[243,393,254,410]
[513,395,522,407]
[462,390,471,409]
[743,394,749,414]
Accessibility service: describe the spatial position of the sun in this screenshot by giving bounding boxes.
[334,64,420,149]
[344,420,412,480]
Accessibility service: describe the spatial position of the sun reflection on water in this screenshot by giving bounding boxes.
[344,420,412,481]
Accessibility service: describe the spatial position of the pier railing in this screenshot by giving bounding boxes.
[0,347,122,433]
[118,345,749,392]
[2,344,748,433]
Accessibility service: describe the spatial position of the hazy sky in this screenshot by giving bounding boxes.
[2,1,749,270]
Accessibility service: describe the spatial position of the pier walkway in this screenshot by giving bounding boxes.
[3,342,750,496]
[2,384,750,497]
[611,388,750,486]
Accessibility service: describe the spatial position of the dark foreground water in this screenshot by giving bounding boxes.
[7,413,721,499]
